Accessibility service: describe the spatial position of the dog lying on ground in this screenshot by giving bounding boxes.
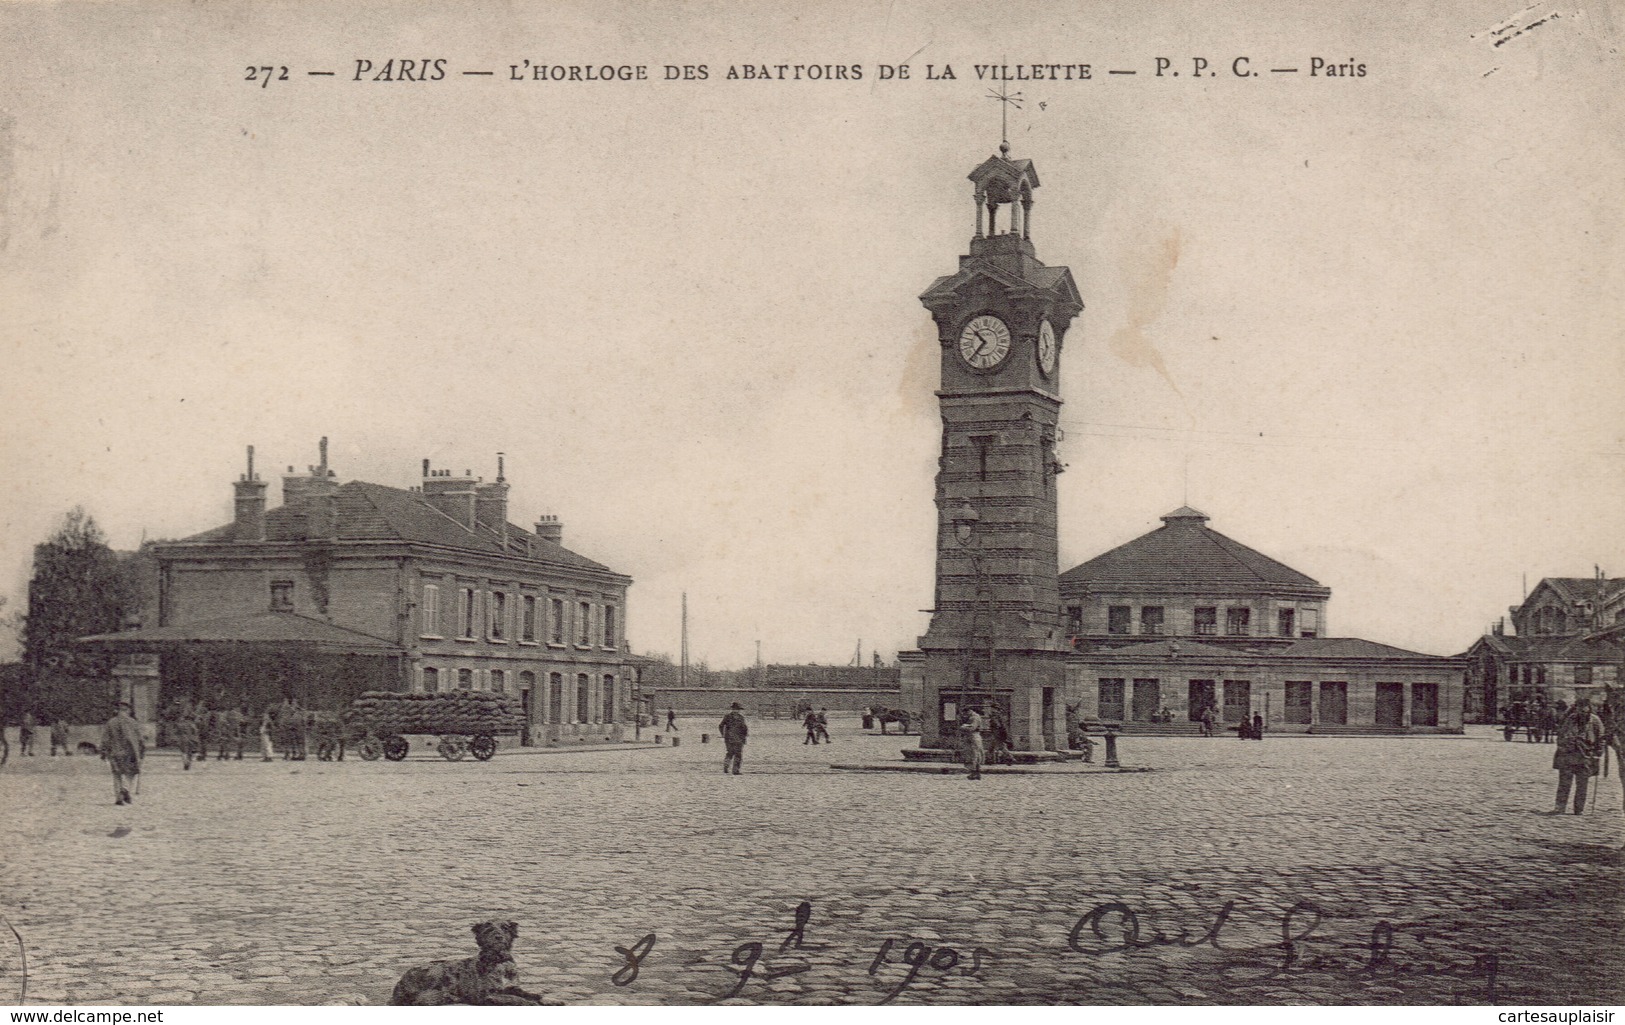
[389,920,550,1005]
[76,741,100,756]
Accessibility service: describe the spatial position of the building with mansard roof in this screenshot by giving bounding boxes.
[1057,507,1464,734]
[79,440,635,745]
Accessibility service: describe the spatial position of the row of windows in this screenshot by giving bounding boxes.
[1502,664,1600,688]
[421,584,617,649]
[1094,677,1440,726]
[417,667,620,724]
[1086,604,1319,639]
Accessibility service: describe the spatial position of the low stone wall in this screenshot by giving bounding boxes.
[650,687,901,717]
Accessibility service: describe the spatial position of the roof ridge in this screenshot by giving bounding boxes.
[1190,526,1272,583]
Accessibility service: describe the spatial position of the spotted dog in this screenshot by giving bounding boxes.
[389,920,549,1006]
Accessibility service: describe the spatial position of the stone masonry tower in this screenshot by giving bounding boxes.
[915,141,1083,754]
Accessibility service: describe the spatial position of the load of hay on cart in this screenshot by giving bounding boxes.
[347,691,525,762]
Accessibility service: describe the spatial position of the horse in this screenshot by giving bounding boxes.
[869,707,911,735]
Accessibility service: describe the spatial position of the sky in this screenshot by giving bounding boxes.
[0,0,1621,667]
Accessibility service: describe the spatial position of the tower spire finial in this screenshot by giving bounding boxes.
[987,80,1023,155]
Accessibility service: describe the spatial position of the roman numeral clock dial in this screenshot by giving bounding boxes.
[958,314,1011,370]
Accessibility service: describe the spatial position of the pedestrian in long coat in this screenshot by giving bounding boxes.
[50,719,71,756]
[101,703,145,805]
[960,707,986,780]
[719,702,748,775]
[258,710,275,761]
[1552,698,1604,815]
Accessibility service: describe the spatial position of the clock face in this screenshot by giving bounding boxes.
[958,315,1011,370]
[1037,320,1058,376]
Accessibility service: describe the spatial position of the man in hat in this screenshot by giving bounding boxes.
[50,718,71,756]
[719,702,748,775]
[960,706,986,780]
[101,702,145,805]
[1552,696,1605,815]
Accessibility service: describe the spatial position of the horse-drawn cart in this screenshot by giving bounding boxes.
[347,691,525,762]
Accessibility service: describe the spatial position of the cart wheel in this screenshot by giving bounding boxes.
[382,735,409,761]
[358,737,383,761]
[438,736,467,761]
[470,734,497,761]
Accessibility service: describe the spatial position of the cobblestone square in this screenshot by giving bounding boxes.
[2,719,1621,1006]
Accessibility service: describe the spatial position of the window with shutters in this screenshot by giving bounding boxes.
[420,583,441,637]
[489,591,507,641]
[1108,606,1131,634]
[521,596,538,642]
[549,598,566,645]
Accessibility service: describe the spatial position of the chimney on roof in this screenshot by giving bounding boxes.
[534,514,563,546]
[233,444,267,541]
[475,453,510,545]
[281,437,339,539]
[421,458,478,530]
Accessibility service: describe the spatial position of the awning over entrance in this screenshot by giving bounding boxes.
[76,612,403,655]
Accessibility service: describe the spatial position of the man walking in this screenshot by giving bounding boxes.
[19,710,36,756]
[220,705,245,760]
[719,702,748,775]
[802,708,821,745]
[960,706,986,781]
[815,708,832,744]
[50,719,71,756]
[666,707,678,733]
[1552,697,1604,815]
[172,702,200,770]
[101,702,145,805]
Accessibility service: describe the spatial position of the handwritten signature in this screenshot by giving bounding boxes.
[1068,900,1501,1003]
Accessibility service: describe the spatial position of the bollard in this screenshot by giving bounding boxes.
[701,733,710,744]
[671,736,680,748]
[1104,728,1120,768]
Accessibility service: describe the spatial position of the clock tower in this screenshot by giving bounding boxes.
[915,141,1082,755]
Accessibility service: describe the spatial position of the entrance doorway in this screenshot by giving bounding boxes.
[1412,683,1439,726]
[1319,682,1348,725]
[1098,679,1125,722]
[938,690,1013,746]
[1131,679,1161,722]
[1222,680,1251,723]
[1187,680,1215,721]
[1284,681,1312,724]
[1375,682,1404,727]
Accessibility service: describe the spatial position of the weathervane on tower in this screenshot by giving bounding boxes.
[986,80,1023,156]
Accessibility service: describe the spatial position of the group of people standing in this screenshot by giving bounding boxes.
[12,711,77,757]
[1502,698,1560,743]
[163,696,330,766]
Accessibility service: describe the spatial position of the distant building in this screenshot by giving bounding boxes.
[1061,507,1331,651]
[80,441,634,743]
[1058,508,1464,734]
[1461,575,1625,720]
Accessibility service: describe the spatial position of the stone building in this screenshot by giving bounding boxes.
[80,441,635,743]
[906,141,1083,757]
[1060,508,1464,733]
[1461,575,1625,720]
[1061,506,1330,651]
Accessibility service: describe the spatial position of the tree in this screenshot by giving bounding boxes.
[23,507,136,677]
